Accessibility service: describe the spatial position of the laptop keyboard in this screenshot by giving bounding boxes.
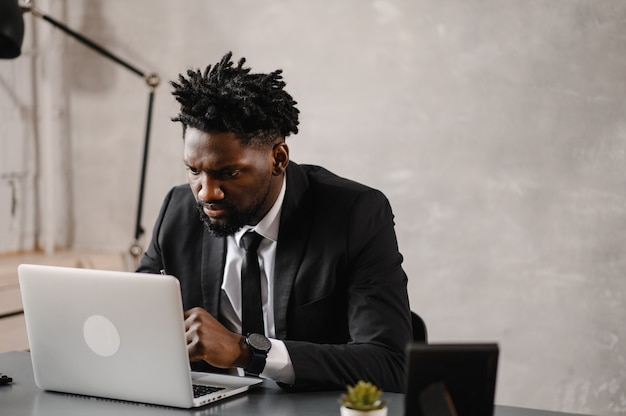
[193,384,225,398]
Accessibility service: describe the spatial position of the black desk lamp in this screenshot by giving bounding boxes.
[0,0,159,261]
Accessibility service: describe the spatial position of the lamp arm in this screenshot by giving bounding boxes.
[25,4,160,88]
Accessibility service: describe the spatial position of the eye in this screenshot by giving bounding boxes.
[222,169,240,179]
[186,166,200,175]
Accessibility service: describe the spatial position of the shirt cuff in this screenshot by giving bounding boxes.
[260,338,295,385]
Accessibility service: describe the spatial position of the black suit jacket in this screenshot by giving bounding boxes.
[137,162,412,392]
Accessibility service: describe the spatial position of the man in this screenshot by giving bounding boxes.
[137,52,412,392]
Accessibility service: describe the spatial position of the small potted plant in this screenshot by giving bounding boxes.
[339,380,387,416]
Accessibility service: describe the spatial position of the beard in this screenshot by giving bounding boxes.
[196,182,272,237]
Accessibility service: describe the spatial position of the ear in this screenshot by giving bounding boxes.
[272,142,289,175]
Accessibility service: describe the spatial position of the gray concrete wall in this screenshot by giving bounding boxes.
[1,1,625,414]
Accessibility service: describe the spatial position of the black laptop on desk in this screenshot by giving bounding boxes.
[405,343,499,416]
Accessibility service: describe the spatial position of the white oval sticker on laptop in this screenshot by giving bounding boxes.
[83,314,121,357]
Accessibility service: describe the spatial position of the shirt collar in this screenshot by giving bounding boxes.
[234,173,286,246]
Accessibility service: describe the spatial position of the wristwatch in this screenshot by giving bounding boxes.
[244,333,272,376]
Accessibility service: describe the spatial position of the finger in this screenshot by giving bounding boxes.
[187,343,202,362]
[186,331,204,362]
[184,310,198,327]
[183,306,204,318]
[185,321,199,339]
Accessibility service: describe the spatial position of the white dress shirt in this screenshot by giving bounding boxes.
[219,175,295,384]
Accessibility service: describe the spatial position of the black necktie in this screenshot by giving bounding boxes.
[240,231,265,336]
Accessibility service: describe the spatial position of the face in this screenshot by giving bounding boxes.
[183,127,289,237]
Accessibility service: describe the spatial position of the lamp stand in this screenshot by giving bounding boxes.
[22,2,159,263]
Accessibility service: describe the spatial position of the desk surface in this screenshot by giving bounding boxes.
[0,351,589,416]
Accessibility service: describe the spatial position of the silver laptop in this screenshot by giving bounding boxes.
[17,263,262,408]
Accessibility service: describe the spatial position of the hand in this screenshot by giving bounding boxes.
[183,307,251,369]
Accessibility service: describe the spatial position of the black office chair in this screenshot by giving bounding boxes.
[411,311,428,343]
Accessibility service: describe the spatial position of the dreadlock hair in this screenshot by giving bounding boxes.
[170,52,299,147]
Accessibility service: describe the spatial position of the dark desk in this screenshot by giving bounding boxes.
[0,351,588,416]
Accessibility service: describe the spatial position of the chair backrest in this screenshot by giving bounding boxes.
[411,311,428,343]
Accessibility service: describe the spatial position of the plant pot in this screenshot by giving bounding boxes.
[340,406,388,416]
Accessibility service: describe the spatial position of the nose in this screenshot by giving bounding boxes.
[197,174,224,202]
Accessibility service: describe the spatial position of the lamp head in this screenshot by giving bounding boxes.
[0,0,25,59]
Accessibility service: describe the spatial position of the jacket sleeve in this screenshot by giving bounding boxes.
[136,185,205,280]
[282,189,412,393]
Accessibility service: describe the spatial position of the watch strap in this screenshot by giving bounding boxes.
[245,348,268,376]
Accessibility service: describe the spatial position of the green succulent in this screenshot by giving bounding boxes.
[339,380,386,411]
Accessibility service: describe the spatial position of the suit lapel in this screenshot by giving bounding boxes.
[273,163,313,339]
[200,230,226,316]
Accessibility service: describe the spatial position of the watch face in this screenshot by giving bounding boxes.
[248,333,271,351]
